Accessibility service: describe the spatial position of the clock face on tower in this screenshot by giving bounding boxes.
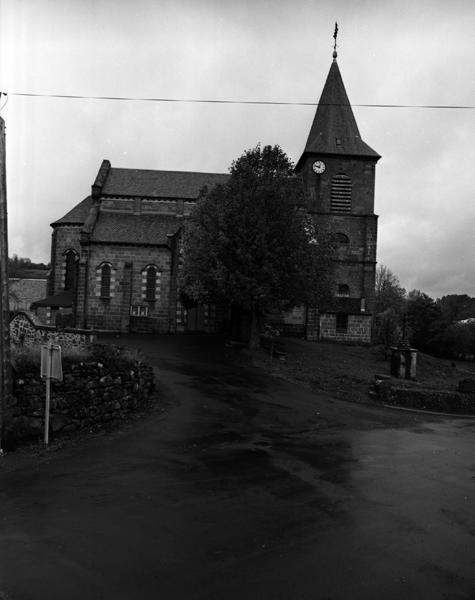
[312,160,326,174]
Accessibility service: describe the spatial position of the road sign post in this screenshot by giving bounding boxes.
[41,342,63,445]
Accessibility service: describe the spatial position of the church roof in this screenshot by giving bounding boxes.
[52,196,93,226]
[90,213,181,245]
[101,168,229,199]
[52,166,229,226]
[31,290,74,308]
[296,59,380,169]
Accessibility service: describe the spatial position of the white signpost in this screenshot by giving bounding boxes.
[40,342,63,445]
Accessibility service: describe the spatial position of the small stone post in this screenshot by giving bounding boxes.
[390,341,418,380]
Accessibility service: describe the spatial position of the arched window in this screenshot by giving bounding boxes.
[337,284,350,297]
[331,174,352,213]
[145,266,157,301]
[335,233,349,246]
[64,250,78,291]
[100,263,111,298]
[142,265,161,302]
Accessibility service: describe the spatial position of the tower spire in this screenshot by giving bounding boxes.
[333,22,338,60]
[295,40,380,170]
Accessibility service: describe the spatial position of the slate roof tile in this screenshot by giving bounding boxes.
[102,168,229,199]
[52,196,93,226]
[297,60,380,169]
[31,290,74,308]
[90,212,181,245]
[53,168,229,226]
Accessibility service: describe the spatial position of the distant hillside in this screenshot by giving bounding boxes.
[8,255,49,279]
[9,268,49,280]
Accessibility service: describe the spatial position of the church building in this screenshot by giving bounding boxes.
[39,45,380,343]
[43,166,229,333]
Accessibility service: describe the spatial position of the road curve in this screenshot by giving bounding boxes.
[0,334,474,600]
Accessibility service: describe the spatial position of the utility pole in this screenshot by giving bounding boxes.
[0,113,12,451]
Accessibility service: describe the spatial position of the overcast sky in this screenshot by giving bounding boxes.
[0,0,474,299]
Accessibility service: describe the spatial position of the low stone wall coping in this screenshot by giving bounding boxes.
[10,311,98,351]
[10,311,97,335]
[373,376,475,415]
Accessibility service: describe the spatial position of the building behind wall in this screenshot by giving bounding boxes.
[8,270,48,312]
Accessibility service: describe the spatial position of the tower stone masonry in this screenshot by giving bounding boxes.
[294,50,380,343]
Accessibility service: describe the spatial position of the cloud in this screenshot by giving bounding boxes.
[1,0,474,301]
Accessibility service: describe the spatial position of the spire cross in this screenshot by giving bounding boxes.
[333,22,338,59]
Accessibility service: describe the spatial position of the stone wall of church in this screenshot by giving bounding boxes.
[326,215,377,261]
[362,263,377,313]
[98,197,197,218]
[331,218,367,261]
[364,215,378,262]
[318,313,372,344]
[302,156,376,215]
[50,225,82,294]
[83,244,173,332]
[331,262,376,311]
[300,152,378,338]
[332,262,366,298]
[317,213,377,305]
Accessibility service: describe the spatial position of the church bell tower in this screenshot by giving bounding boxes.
[296,30,380,343]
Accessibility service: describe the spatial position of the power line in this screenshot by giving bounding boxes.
[1,91,474,110]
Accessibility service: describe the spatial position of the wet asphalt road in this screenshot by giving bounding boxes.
[0,334,474,600]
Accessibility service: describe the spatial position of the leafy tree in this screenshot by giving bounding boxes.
[406,289,444,353]
[373,265,406,352]
[181,144,334,347]
[374,264,406,315]
[436,322,475,359]
[399,291,475,358]
[436,294,475,325]
[374,308,403,357]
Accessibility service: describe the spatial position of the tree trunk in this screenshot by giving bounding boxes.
[248,304,261,349]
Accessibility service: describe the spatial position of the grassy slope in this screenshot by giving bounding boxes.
[253,338,475,405]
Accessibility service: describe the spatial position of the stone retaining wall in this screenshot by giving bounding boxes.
[374,378,475,414]
[319,313,372,344]
[10,311,97,351]
[6,359,155,445]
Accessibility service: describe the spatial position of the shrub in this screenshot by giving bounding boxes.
[87,343,138,372]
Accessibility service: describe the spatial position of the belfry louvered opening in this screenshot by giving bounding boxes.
[331,174,352,213]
